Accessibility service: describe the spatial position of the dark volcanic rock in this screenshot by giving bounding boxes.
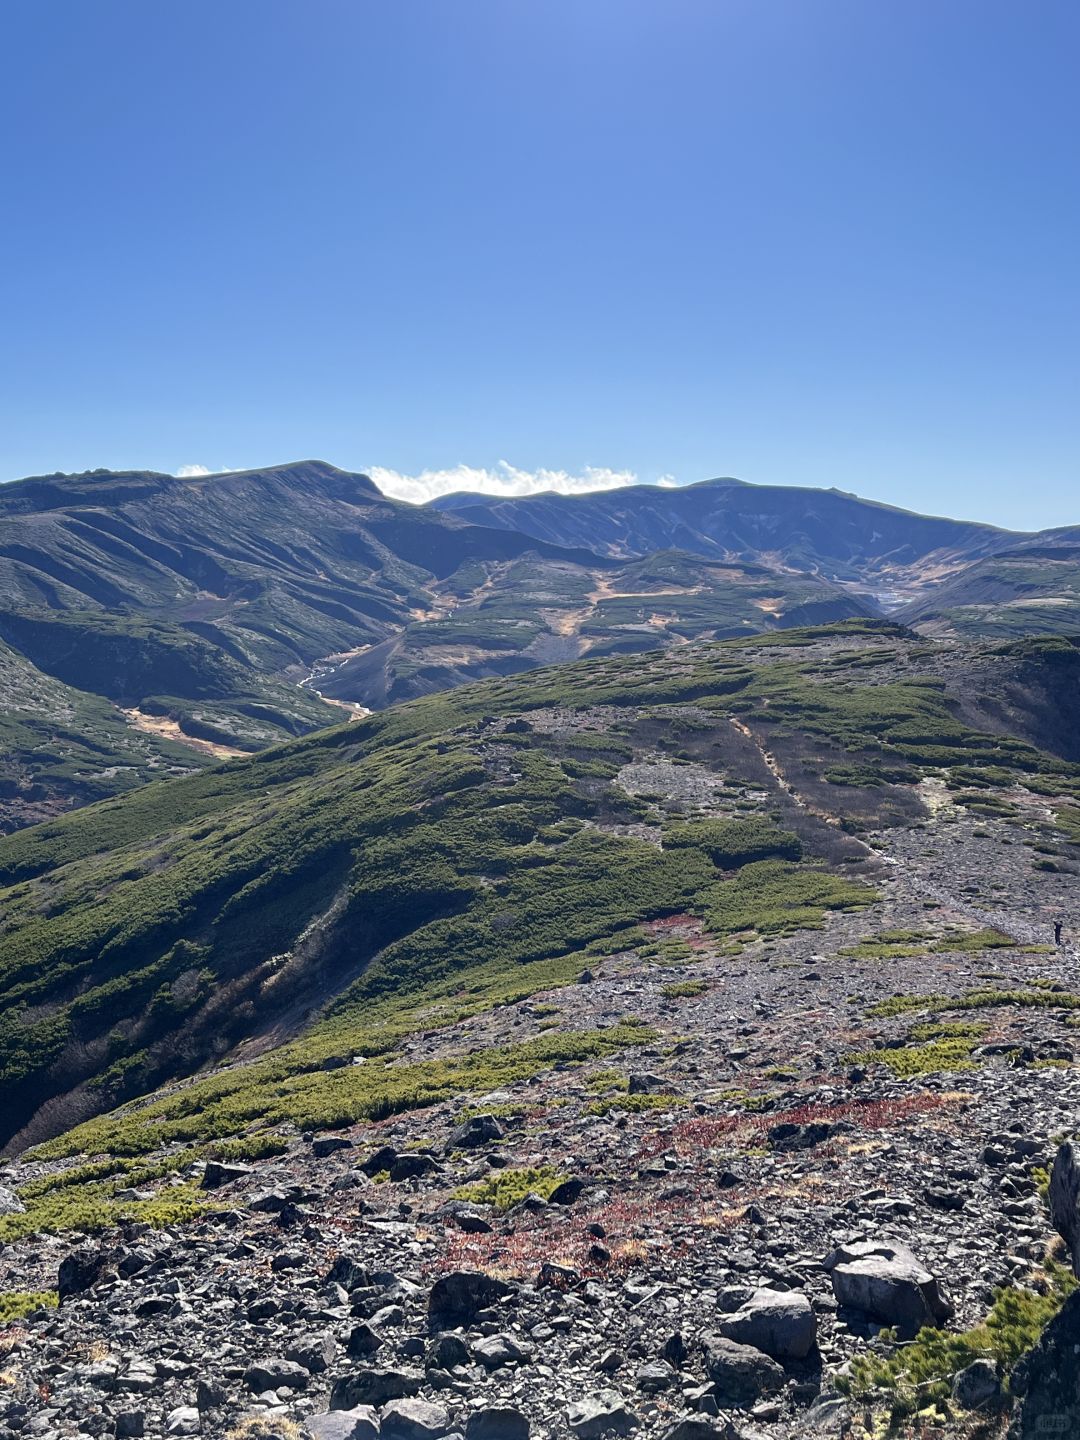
[330,1368,423,1409]
[427,1269,514,1324]
[714,1287,817,1360]
[57,1245,116,1301]
[566,1390,637,1437]
[1008,1289,1080,1437]
[465,1407,531,1439]
[1048,1139,1080,1276]
[702,1333,785,1405]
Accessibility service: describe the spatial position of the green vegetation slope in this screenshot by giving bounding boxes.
[2,620,1079,1157]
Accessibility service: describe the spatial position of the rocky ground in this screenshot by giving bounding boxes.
[2,756,1079,1440]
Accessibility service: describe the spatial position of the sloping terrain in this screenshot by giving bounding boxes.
[3,463,1077,835]
[2,624,1080,1436]
[0,636,212,831]
[0,465,874,823]
[899,531,1080,639]
[430,477,1019,600]
[319,550,874,709]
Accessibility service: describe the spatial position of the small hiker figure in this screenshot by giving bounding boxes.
[1055,918,1064,946]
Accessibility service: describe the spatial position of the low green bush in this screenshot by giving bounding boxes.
[839,1263,1076,1421]
[0,1290,58,1322]
[453,1165,565,1209]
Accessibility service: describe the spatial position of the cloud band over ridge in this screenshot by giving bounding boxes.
[367,460,675,505]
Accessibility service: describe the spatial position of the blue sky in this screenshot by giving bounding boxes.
[1,1,1076,528]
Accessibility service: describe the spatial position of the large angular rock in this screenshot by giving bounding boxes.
[472,1332,531,1369]
[448,1113,504,1149]
[952,1358,1001,1411]
[0,1184,26,1216]
[330,1369,422,1409]
[465,1407,531,1439]
[58,1245,116,1302]
[286,1334,338,1374]
[305,1412,380,1440]
[825,1238,953,1337]
[566,1391,637,1437]
[714,1287,817,1360]
[702,1334,785,1406]
[427,1269,514,1324]
[380,1398,450,1439]
[244,1358,310,1392]
[1048,1140,1080,1277]
[200,1160,253,1189]
[1008,1289,1080,1438]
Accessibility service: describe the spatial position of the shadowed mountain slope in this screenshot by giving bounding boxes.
[430,476,1021,598]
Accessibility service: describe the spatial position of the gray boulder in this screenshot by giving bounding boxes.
[380,1398,450,1440]
[305,1412,381,1440]
[428,1269,514,1324]
[1049,1140,1080,1277]
[465,1408,531,1440]
[952,1358,1001,1410]
[702,1334,785,1406]
[0,1184,26,1215]
[330,1369,422,1410]
[714,1287,816,1360]
[566,1390,637,1437]
[825,1238,952,1337]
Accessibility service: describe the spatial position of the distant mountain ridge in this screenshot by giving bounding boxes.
[430,475,1022,598]
[0,460,1076,832]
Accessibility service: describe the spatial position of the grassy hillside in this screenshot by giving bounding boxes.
[0,464,879,819]
[2,620,1078,1160]
[901,541,1080,638]
[0,637,211,833]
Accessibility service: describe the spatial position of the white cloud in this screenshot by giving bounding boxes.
[367,460,661,506]
[175,464,212,478]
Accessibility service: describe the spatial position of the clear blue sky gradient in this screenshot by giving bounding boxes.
[1,1,1076,528]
